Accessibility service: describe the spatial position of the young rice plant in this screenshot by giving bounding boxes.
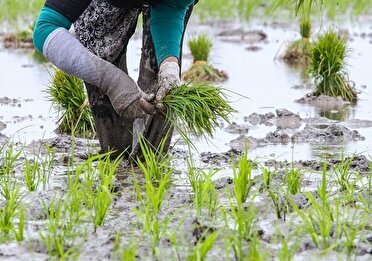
[160,84,236,141]
[310,30,357,102]
[183,34,228,83]
[47,69,96,137]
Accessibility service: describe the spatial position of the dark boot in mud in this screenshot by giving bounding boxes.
[74,1,194,160]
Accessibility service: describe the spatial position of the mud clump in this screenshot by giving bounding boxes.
[229,107,364,151]
[0,121,6,132]
[264,155,371,173]
[224,122,250,134]
[296,94,350,108]
[292,124,364,144]
[244,112,275,126]
[200,149,242,165]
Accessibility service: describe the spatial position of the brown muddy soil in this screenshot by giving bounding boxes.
[1,117,371,260]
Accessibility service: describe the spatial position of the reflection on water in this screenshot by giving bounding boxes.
[310,143,349,160]
[317,107,350,121]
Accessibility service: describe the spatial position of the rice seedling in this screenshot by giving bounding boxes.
[289,163,339,250]
[120,239,139,261]
[133,135,173,256]
[40,144,56,190]
[227,199,257,261]
[23,143,56,191]
[183,34,228,83]
[231,149,254,206]
[0,183,22,236]
[40,198,81,259]
[160,83,236,141]
[187,230,219,261]
[93,154,121,231]
[280,0,314,64]
[285,167,302,195]
[278,234,300,261]
[0,143,22,176]
[247,233,264,261]
[66,154,102,211]
[333,154,357,192]
[47,69,96,138]
[2,23,35,49]
[261,167,287,219]
[262,167,272,190]
[282,36,312,65]
[310,30,357,102]
[187,161,219,218]
[13,207,25,242]
[269,189,287,220]
[23,157,41,191]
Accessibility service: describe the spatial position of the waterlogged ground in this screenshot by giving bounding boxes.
[0,16,372,260]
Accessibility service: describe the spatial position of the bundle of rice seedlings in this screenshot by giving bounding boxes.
[2,23,34,49]
[282,18,312,64]
[159,84,236,140]
[182,34,228,83]
[310,30,357,102]
[47,69,96,137]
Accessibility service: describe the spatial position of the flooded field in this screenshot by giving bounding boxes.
[0,4,371,261]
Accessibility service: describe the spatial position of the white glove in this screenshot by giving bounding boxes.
[156,61,180,102]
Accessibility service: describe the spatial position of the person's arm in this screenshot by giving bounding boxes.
[150,0,194,102]
[33,1,155,118]
[150,0,194,65]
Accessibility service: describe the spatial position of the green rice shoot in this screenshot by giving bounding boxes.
[189,34,212,62]
[310,30,357,102]
[183,34,228,83]
[47,69,96,137]
[160,84,236,141]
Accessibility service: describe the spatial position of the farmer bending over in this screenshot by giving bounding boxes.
[33,0,195,158]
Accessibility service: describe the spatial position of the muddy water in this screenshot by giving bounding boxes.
[1,21,372,162]
[0,49,56,143]
[1,19,372,260]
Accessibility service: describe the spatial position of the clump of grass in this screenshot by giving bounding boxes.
[2,23,34,49]
[232,149,254,206]
[183,34,228,83]
[47,69,96,138]
[40,198,81,259]
[285,167,302,195]
[189,34,212,62]
[261,167,287,220]
[133,135,173,256]
[0,182,22,236]
[282,19,312,64]
[187,161,219,218]
[289,163,338,250]
[160,84,236,140]
[310,30,357,102]
[187,230,219,261]
[227,198,257,260]
[93,154,121,231]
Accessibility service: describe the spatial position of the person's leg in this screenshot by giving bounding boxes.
[74,0,141,158]
[131,4,195,157]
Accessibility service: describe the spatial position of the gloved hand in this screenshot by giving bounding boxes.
[43,28,155,119]
[156,61,180,102]
[110,86,156,119]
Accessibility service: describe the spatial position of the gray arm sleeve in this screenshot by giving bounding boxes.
[43,28,140,112]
